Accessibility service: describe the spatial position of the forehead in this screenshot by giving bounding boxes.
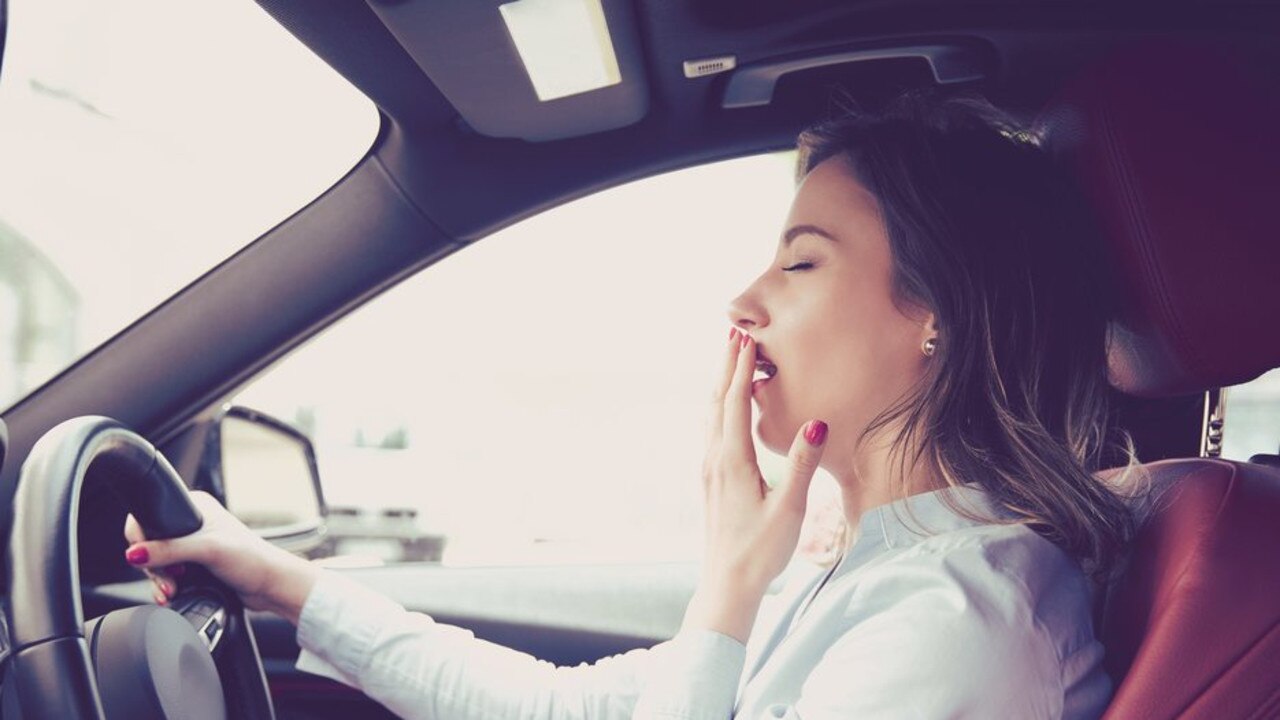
[785,155,884,244]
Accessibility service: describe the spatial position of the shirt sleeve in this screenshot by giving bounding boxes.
[625,558,836,719]
[292,568,737,720]
[783,541,1067,719]
[628,629,747,720]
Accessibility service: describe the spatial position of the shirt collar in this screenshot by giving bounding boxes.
[847,482,1016,555]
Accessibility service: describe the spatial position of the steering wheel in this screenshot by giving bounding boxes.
[2,417,276,719]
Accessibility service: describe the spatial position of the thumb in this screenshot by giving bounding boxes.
[776,419,828,513]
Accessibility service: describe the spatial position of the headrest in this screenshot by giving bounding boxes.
[1033,39,1280,398]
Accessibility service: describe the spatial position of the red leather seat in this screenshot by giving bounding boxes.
[1101,460,1280,717]
[1035,40,1280,718]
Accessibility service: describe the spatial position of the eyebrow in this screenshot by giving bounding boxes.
[783,224,840,247]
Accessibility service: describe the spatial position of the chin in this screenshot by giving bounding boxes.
[754,409,797,455]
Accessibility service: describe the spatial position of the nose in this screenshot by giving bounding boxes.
[727,283,767,334]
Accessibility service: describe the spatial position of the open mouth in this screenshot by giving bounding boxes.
[753,359,777,382]
[752,351,777,394]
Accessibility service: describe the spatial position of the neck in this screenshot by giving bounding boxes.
[827,432,944,552]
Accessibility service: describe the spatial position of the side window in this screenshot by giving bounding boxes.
[1221,368,1280,461]
[231,151,837,567]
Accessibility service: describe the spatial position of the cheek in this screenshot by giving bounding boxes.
[755,275,922,448]
[811,292,924,413]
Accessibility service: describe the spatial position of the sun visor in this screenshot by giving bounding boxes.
[365,0,648,142]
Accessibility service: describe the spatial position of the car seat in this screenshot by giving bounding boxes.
[1035,39,1280,718]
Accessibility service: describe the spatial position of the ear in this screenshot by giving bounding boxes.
[921,311,938,341]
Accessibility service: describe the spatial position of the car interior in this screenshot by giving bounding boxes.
[0,1,1277,718]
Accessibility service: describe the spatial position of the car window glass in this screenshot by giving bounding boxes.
[231,151,849,568]
[0,0,379,409]
[1221,368,1280,461]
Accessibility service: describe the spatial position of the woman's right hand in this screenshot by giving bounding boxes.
[122,490,318,621]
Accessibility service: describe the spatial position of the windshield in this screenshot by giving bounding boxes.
[0,0,379,409]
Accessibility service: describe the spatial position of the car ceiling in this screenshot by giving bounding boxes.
[0,0,1272,586]
[259,0,1280,241]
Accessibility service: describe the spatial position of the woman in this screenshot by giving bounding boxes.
[123,88,1139,718]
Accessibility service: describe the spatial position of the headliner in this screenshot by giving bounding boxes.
[257,0,1280,242]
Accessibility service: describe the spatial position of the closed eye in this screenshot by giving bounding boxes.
[782,262,814,272]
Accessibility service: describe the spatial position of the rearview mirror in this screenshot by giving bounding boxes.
[199,406,327,554]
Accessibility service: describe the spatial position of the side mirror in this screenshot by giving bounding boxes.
[197,405,327,554]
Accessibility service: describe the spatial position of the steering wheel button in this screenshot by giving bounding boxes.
[182,604,211,619]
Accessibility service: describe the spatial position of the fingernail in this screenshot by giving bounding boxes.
[805,420,828,445]
[740,334,750,349]
[160,581,171,596]
[126,546,149,565]
[729,328,738,342]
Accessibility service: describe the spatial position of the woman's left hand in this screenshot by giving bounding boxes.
[689,328,828,639]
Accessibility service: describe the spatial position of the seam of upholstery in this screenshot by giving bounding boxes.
[1249,674,1280,720]
[1107,461,1222,713]
[1098,102,1204,382]
[1179,617,1280,720]
[1163,460,1242,717]
[1142,461,1226,612]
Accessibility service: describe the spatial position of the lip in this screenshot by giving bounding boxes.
[753,343,776,366]
[751,374,773,396]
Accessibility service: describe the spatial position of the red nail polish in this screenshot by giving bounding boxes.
[729,328,737,341]
[805,420,828,445]
[126,546,149,565]
[740,334,750,349]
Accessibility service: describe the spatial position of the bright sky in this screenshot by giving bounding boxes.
[0,0,378,404]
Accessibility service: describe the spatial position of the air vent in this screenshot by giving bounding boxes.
[684,55,737,79]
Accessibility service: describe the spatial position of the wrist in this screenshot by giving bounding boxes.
[680,584,765,645]
[261,545,321,626]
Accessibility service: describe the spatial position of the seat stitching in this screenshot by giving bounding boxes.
[1158,461,1248,718]
[1175,616,1280,719]
[1097,101,1207,379]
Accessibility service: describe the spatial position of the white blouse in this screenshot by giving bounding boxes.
[294,483,1112,718]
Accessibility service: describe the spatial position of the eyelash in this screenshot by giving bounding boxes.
[782,262,815,272]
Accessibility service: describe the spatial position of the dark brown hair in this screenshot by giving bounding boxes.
[796,87,1143,582]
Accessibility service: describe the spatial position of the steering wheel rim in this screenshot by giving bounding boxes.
[2,416,276,720]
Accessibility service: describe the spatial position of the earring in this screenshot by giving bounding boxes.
[922,338,937,357]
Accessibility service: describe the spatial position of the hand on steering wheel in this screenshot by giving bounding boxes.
[123,490,298,613]
[5,417,283,720]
